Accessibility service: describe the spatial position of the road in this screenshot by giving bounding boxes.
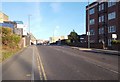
[2,45,119,80]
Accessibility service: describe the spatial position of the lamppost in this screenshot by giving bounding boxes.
[28,15,31,45]
[53,26,58,43]
[87,0,90,48]
[53,29,55,43]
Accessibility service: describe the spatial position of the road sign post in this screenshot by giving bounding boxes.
[112,34,117,40]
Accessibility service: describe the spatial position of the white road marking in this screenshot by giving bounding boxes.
[94,63,118,74]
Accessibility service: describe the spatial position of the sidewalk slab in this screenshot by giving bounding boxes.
[71,47,120,55]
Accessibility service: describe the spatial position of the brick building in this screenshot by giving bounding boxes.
[86,0,120,49]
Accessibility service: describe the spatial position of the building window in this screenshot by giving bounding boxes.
[99,17,101,23]
[108,0,116,7]
[101,4,104,10]
[89,19,95,25]
[90,29,95,35]
[108,39,112,46]
[108,25,116,33]
[99,27,104,34]
[99,3,104,11]
[99,15,104,23]
[102,16,104,22]
[89,8,95,15]
[108,12,116,20]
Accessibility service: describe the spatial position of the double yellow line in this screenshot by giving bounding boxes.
[35,46,47,80]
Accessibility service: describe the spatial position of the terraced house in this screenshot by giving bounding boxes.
[86,0,120,49]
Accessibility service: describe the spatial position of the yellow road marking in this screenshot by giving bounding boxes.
[38,54,47,80]
[35,46,47,80]
[37,57,43,80]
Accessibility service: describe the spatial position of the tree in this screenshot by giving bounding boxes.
[68,30,79,43]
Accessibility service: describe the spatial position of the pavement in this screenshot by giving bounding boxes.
[71,47,120,55]
[2,45,40,80]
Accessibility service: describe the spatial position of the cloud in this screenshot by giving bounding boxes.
[50,2,61,13]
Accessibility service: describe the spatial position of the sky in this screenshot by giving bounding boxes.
[1,1,95,40]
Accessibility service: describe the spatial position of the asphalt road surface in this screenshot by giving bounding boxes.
[37,45,118,80]
[2,45,119,80]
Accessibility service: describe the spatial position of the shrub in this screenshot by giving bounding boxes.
[66,39,71,44]
[111,40,120,45]
[2,27,21,49]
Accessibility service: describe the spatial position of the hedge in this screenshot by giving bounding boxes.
[111,40,120,45]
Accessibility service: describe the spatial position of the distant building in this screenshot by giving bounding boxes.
[0,21,17,28]
[86,0,120,49]
[14,21,23,24]
[49,36,68,43]
[13,28,23,36]
[78,34,87,48]
[0,12,31,47]
[13,21,29,47]
[36,39,49,45]
[79,34,87,43]
[0,12,9,23]
[14,21,27,36]
[29,33,37,45]
[37,39,44,44]
[0,12,15,29]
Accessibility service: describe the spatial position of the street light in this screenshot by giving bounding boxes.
[28,15,32,45]
[53,26,58,43]
[52,28,55,43]
[87,0,90,48]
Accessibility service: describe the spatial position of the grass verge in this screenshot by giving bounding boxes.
[1,48,22,63]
